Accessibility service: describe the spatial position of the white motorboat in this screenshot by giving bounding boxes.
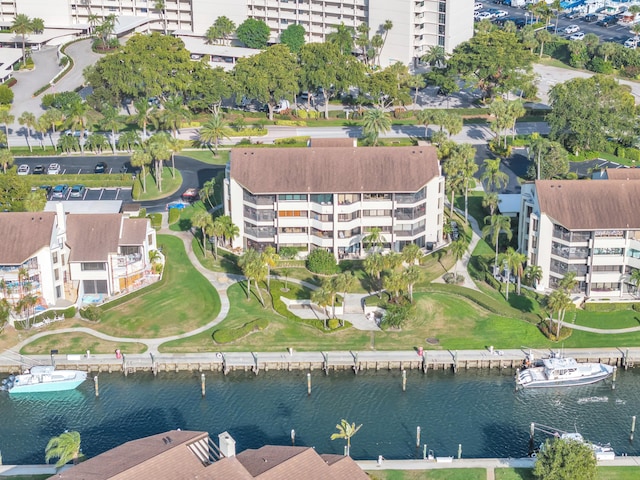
[538,432,615,461]
[516,353,614,388]
[2,365,87,394]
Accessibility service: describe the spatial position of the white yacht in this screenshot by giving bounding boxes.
[516,353,614,388]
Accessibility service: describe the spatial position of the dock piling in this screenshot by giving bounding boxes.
[402,369,407,392]
[416,426,421,448]
[94,375,99,397]
[323,352,329,375]
[291,429,295,445]
[453,351,458,374]
[612,366,617,390]
[307,373,311,396]
[201,373,206,397]
[458,443,462,459]
[631,416,636,442]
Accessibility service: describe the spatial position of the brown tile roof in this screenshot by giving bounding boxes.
[308,138,357,148]
[119,218,148,246]
[50,430,211,480]
[200,457,255,479]
[66,214,122,262]
[321,454,370,479]
[535,179,640,230]
[237,446,335,480]
[605,168,640,180]
[230,146,440,194]
[0,212,55,264]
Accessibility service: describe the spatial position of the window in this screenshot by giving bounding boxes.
[338,227,361,238]
[54,269,59,281]
[629,249,640,259]
[338,194,360,205]
[394,204,426,220]
[83,279,108,294]
[338,211,360,222]
[56,285,61,298]
[595,230,624,238]
[244,191,275,205]
[311,212,333,222]
[591,282,620,292]
[278,210,306,218]
[594,247,623,256]
[311,228,332,238]
[247,206,277,221]
[439,13,446,24]
[363,193,391,201]
[363,209,391,217]
[438,36,445,47]
[592,265,622,273]
[120,246,140,256]
[81,262,106,271]
[279,194,307,201]
[310,194,332,204]
[148,234,153,245]
[439,2,446,12]
[279,227,307,234]
[52,252,58,264]
[61,254,65,266]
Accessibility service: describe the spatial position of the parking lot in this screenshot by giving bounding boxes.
[46,186,132,202]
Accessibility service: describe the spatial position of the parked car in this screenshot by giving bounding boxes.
[569,32,585,41]
[583,13,598,22]
[624,36,638,48]
[565,10,582,19]
[474,2,483,10]
[597,15,618,27]
[32,165,45,175]
[181,188,200,203]
[564,24,580,35]
[70,185,85,198]
[166,201,188,210]
[51,184,69,199]
[476,11,493,20]
[39,185,52,196]
[64,130,88,138]
[17,164,29,175]
[94,162,108,174]
[47,163,61,175]
[493,10,508,18]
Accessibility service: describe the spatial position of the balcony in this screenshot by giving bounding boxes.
[551,245,589,260]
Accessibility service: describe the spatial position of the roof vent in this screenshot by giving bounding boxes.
[263,458,268,463]
[163,437,169,444]
[167,437,172,444]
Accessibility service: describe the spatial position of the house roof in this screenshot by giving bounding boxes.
[307,138,357,148]
[65,214,122,262]
[320,454,371,479]
[0,212,55,264]
[605,168,640,181]
[230,146,441,194]
[50,430,211,480]
[535,179,640,230]
[120,218,149,246]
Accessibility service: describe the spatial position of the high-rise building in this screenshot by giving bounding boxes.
[7,0,473,66]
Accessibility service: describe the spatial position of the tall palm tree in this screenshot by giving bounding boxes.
[362,108,391,146]
[200,179,216,210]
[132,98,158,139]
[161,96,191,138]
[327,22,354,55]
[167,135,182,179]
[0,109,14,150]
[199,114,228,156]
[155,0,168,35]
[261,246,279,290]
[65,100,89,153]
[18,111,36,152]
[407,75,425,108]
[239,248,268,307]
[630,268,640,296]
[11,14,33,67]
[99,105,124,153]
[210,217,226,259]
[450,237,468,280]
[311,286,332,328]
[547,288,572,339]
[192,211,213,256]
[147,133,172,191]
[482,214,512,271]
[130,149,152,193]
[442,112,463,138]
[524,264,543,289]
[383,269,406,302]
[218,215,239,247]
[364,252,385,291]
[330,419,362,456]
[535,28,552,58]
[480,158,508,192]
[451,143,477,224]
[31,18,44,34]
[401,243,423,265]
[41,108,64,148]
[403,265,421,303]
[319,276,339,318]
[334,271,357,323]
[500,247,525,300]
[482,192,499,217]
[45,431,81,468]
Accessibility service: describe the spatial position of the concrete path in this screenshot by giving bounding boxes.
[551,319,640,334]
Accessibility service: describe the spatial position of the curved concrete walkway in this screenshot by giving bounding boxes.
[551,319,640,334]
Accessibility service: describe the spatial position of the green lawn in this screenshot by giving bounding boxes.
[181,149,229,165]
[170,201,208,232]
[574,309,640,329]
[134,167,182,201]
[93,235,221,338]
[597,467,640,480]
[21,332,147,355]
[366,469,485,480]
[495,468,534,480]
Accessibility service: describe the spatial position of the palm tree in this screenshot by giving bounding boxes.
[311,286,332,328]
[330,419,362,456]
[421,45,446,68]
[451,143,477,224]
[0,149,13,173]
[45,431,81,467]
[319,276,339,318]
[416,109,433,138]
[161,96,191,138]
[524,264,543,289]
[218,215,239,247]
[598,41,617,63]
[261,246,279,290]
[41,108,64,147]
[192,211,213,255]
[199,114,228,156]
[383,269,406,302]
[442,112,463,138]
[401,243,423,265]
[0,109,14,150]
[364,252,385,291]
[65,100,89,152]
[327,22,354,55]
[117,130,140,153]
[133,98,158,139]
[630,268,640,297]
[200,179,216,210]
[147,133,172,192]
[482,214,512,272]
[99,105,124,153]
[210,217,226,259]
[239,248,267,307]
[12,14,33,67]
[404,265,421,303]
[450,237,468,280]
[18,111,36,152]
[130,149,152,193]
[482,192,499,217]
[546,288,572,339]
[407,75,425,108]
[155,0,168,35]
[535,28,552,58]
[35,116,48,149]
[501,247,526,300]
[334,271,357,323]
[480,158,508,192]
[363,227,384,252]
[362,108,391,146]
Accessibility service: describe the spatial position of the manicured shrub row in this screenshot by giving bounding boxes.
[212,319,268,344]
[26,174,132,188]
[583,302,640,312]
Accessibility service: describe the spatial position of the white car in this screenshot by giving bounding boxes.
[47,163,61,175]
[17,164,29,175]
[476,11,493,21]
[474,2,483,10]
[624,37,638,48]
[493,10,508,18]
[564,25,580,35]
[569,32,585,41]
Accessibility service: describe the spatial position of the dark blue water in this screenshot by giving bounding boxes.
[1,368,639,464]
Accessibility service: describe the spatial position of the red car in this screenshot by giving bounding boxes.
[181,188,200,203]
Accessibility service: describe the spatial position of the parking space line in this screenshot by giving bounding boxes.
[115,188,121,199]
[99,189,104,200]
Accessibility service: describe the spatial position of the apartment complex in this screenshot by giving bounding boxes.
[8,0,473,65]
[518,176,640,298]
[0,204,157,314]
[223,142,445,258]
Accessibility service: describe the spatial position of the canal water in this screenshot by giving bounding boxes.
[1,367,640,464]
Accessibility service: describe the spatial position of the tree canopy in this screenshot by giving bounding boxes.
[280,24,306,53]
[447,29,535,100]
[548,74,636,154]
[236,18,270,49]
[533,438,597,480]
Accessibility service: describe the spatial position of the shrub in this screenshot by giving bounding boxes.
[275,120,307,127]
[583,302,640,312]
[538,319,572,341]
[327,318,340,329]
[80,305,102,321]
[62,306,76,318]
[0,84,14,104]
[132,179,142,200]
[152,263,163,275]
[168,208,181,225]
[212,319,268,343]
[137,207,147,218]
[380,298,415,329]
[306,249,339,275]
[274,136,310,145]
[443,272,464,284]
[279,246,300,259]
[3,78,16,88]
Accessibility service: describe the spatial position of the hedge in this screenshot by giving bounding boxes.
[583,302,640,312]
[80,305,102,321]
[26,173,133,188]
[212,319,268,343]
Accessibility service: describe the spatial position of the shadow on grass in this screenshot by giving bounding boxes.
[508,293,535,313]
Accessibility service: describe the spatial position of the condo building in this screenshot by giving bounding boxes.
[223,142,445,258]
[6,0,473,65]
[518,175,640,298]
